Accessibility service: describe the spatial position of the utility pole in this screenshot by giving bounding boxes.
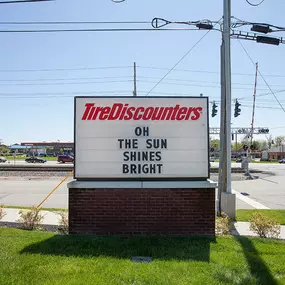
[223,0,232,194]
[133,62,137,97]
[218,0,236,217]
[250,62,258,145]
[218,43,226,216]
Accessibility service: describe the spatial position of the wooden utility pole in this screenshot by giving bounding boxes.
[133,62,137,96]
[250,62,258,145]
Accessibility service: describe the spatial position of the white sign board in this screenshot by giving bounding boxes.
[75,96,209,180]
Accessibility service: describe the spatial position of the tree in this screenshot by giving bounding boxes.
[210,139,220,151]
[265,135,274,149]
[251,140,261,151]
[259,140,268,151]
[0,145,8,155]
[232,142,243,151]
[274,136,285,147]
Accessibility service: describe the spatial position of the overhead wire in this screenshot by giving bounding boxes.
[238,40,285,113]
[0,0,52,4]
[1,64,285,78]
[139,66,285,78]
[238,89,285,100]
[0,90,196,98]
[0,21,150,25]
[0,78,282,91]
[0,28,201,33]
[245,0,265,7]
[0,65,132,72]
[145,21,220,96]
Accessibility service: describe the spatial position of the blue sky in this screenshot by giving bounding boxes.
[0,0,285,145]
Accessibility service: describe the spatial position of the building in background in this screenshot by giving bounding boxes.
[21,142,74,156]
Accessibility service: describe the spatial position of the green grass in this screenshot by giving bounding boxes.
[250,160,280,164]
[237,210,285,225]
[0,228,285,285]
[3,156,57,161]
[4,206,68,212]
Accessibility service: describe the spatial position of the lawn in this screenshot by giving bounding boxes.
[236,209,285,225]
[0,228,284,285]
[250,160,280,164]
[3,156,57,161]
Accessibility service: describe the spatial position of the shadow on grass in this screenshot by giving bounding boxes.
[235,236,278,285]
[20,235,216,262]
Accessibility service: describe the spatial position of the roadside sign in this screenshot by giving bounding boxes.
[74,96,209,180]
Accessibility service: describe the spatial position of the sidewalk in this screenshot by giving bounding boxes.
[1,208,61,226]
[1,208,285,239]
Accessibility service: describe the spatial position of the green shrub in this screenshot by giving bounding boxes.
[17,207,44,230]
[57,211,69,235]
[0,205,6,220]
[249,213,280,238]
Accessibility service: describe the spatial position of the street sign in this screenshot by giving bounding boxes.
[74,96,209,180]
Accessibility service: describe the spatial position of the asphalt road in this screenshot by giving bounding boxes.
[0,163,284,210]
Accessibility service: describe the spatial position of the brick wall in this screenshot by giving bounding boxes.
[69,188,215,236]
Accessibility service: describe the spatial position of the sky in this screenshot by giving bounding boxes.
[0,0,285,145]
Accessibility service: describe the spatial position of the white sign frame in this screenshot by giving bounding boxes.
[74,96,210,181]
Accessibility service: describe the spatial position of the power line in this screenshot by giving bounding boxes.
[238,89,285,100]
[0,76,133,82]
[0,79,133,86]
[0,0,52,4]
[139,65,285,78]
[0,90,197,98]
[145,28,215,96]
[238,40,285,113]
[0,21,150,25]
[245,0,265,7]
[0,75,133,82]
[0,78,281,90]
[270,126,285,129]
[0,65,132,72]
[1,64,285,78]
[0,28,200,33]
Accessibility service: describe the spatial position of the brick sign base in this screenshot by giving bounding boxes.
[68,181,216,236]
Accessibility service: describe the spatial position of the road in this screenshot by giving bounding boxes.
[0,163,284,210]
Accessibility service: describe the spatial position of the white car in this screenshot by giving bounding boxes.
[0,156,7,163]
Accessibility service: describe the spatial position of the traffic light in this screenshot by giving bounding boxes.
[211,102,218,117]
[258,128,269,134]
[234,99,241,117]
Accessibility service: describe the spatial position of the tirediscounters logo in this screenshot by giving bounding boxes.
[82,103,203,121]
[75,97,209,180]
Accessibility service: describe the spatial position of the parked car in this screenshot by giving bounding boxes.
[58,154,74,163]
[236,157,243,163]
[0,156,7,163]
[279,158,285,164]
[25,157,47,163]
